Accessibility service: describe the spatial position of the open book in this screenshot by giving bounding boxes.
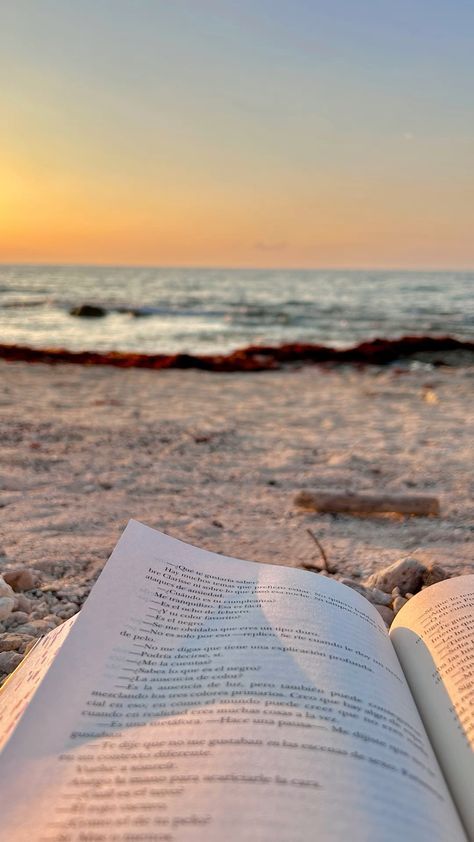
[0,520,472,841]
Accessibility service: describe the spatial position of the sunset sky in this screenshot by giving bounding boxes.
[1,0,473,268]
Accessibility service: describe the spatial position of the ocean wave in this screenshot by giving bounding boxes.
[0,298,49,309]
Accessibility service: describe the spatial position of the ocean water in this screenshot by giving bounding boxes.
[0,265,473,356]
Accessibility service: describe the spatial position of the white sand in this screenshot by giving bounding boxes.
[0,359,472,594]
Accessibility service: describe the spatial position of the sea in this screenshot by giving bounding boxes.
[0,265,473,356]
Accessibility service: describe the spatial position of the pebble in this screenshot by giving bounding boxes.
[0,596,15,621]
[4,611,30,629]
[44,614,62,626]
[339,579,392,606]
[0,633,35,653]
[3,568,41,592]
[13,621,49,636]
[30,600,50,620]
[13,593,32,613]
[0,576,15,599]
[0,650,24,674]
[366,557,427,596]
[55,603,78,620]
[393,596,408,614]
[374,605,395,626]
[55,590,81,603]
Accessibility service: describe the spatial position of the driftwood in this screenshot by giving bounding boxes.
[295,490,440,517]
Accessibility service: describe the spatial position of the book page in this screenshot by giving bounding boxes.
[0,521,467,842]
[0,615,77,751]
[391,575,474,840]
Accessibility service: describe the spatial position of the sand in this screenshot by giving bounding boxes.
[1,357,472,592]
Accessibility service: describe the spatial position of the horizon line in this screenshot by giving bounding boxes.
[1,260,473,273]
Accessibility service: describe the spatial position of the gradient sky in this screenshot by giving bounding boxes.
[1,0,473,268]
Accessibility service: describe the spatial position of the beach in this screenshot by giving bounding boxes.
[0,358,472,681]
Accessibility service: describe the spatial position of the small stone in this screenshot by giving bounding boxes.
[370,588,393,606]
[391,586,401,597]
[30,599,49,619]
[374,605,395,626]
[0,633,35,653]
[3,568,41,592]
[339,579,392,606]
[422,564,450,587]
[405,593,414,599]
[0,596,15,621]
[13,622,44,636]
[0,650,23,674]
[0,576,15,599]
[366,557,427,596]
[18,618,55,635]
[55,603,78,620]
[13,593,32,613]
[43,614,62,626]
[393,596,408,614]
[4,611,30,628]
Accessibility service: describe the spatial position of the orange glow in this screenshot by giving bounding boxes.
[1,135,473,269]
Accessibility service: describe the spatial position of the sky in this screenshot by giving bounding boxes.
[0,0,473,269]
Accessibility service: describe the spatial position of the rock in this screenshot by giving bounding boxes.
[55,603,78,620]
[21,617,58,634]
[0,650,23,674]
[374,605,395,626]
[69,303,106,318]
[13,619,52,635]
[43,614,62,626]
[0,576,15,599]
[366,557,427,596]
[392,596,408,614]
[30,599,49,619]
[13,593,32,613]
[4,611,30,629]
[0,633,35,653]
[370,588,394,607]
[11,623,43,636]
[422,563,450,587]
[339,579,392,606]
[3,568,41,591]
[0,596,15,621]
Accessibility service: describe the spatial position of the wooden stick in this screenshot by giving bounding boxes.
[295,490,440,517]
[306,528,337,574]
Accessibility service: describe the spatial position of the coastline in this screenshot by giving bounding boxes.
[0,358,473,683]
